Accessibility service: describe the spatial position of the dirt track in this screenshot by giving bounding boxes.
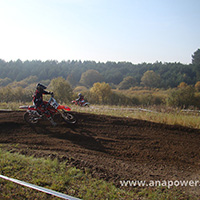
[0,111,200,196]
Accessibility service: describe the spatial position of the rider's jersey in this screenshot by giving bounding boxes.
[33,89,50,107]
[77,96,84,102]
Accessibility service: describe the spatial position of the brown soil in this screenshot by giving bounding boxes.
[0,111,200,196]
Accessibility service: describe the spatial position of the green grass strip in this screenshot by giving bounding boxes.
[0,149,138,199]
[0,148,195,200]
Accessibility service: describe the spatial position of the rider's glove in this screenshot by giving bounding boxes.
[50,92,54,97]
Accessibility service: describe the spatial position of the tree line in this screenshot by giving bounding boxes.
[1,49,200,108]
[0,49,200,89]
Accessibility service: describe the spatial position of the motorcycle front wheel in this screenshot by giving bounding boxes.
[62,111,77,124]
[24,112,39,124]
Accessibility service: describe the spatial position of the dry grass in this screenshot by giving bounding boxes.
[72,104,200,129]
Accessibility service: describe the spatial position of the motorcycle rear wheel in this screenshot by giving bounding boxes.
[24,112,39,124]
[62,111,77,124]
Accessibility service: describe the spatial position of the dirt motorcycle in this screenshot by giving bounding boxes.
[71,100,90,107]
[19,94,77,125]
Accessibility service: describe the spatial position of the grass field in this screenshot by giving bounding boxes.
[0,147,138,199]
[0,147,195,200]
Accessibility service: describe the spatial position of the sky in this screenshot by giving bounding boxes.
[0,0,200,64]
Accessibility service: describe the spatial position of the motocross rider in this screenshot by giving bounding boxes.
[76,93,85,105]
[33,83,57,126]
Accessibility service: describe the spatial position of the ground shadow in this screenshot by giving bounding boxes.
[29,121,106,153]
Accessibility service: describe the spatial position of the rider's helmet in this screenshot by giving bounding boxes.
[36,83,47,92]
[78,93,82,97]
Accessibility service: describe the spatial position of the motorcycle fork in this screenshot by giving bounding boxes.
[59,109,67,119]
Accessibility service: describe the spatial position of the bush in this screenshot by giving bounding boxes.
[0,86,33,102]
[195,81,200,91]
[118,76,137,89]
[167,86,195,108]
[137,94,164,106]
[90,82,112,104]
[49,77,73,103]
[110,92,132,106]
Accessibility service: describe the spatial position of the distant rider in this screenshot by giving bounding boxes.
[33,83,57,126]
[76,93,85,105]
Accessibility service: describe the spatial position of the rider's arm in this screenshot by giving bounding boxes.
[43,90,53,95]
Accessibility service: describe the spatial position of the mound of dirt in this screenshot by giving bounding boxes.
[0,111,200,196]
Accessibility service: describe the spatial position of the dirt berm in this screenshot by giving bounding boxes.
[0,111,199,196]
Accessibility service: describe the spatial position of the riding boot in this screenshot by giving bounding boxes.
[48,117,57,127]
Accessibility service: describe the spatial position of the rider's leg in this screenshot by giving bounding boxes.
[36,105,43,117]
[42,104,57,126]
[47,116,57,126]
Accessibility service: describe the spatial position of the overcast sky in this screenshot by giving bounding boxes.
[0,0,200,64]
